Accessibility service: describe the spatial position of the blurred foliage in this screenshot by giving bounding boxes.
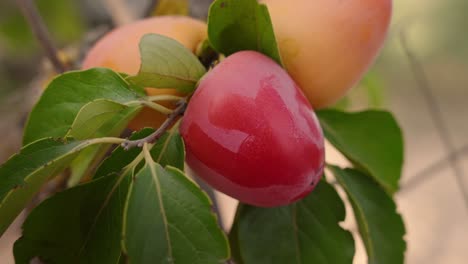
[0,0,85,57]
[332,70,385,111]
[362,72,385,108]
[431,0,468,57]
[382,0,468,62]
[0,0,85,97]
[153,0,190,16]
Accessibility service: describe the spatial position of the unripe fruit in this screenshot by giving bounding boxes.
[82,16,207,130]
[180,51,325,207]
[260,0,392,108]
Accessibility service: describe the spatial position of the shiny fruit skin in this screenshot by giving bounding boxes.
[260,0,392,108]
[180,51,325,207]
[82,16,207,130]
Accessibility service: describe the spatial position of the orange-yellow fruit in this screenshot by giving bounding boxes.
[260,0,392,108]
[82,16,207,130]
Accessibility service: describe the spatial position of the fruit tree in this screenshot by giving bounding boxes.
[0,0,405,263]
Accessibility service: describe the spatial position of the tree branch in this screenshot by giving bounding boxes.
[143,0,160,18]
[121,99,187,150]
[102,0,135,26]
[16,0,68,73]
[401,144,468,194]
[399,32,468,210]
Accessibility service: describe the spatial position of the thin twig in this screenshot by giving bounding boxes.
[122,100,187,150]
[102,0,135,26]
[16,0,68,73]
[401,144,468,194]
[399,32,468,210]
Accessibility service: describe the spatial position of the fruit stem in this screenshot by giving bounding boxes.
[88,137,127,146]
[122,99,187,150]
[126,100,174,115]
[196,39,220,69]
[146,95,185,102]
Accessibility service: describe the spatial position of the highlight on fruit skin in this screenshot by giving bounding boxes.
[180,51,325,207]
[82,16,207,130]
[261,0,393,108]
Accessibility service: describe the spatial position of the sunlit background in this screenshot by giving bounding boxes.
[0,0,467,263]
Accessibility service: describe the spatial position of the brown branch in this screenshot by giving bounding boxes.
[121,100,187,150]
[102,0,135,26]
[399,32,468,209]
[143,0,160,18]
[16,0,68,73]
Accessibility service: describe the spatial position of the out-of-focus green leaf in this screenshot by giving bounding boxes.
[154,0,190,16]
[362,72,385,108]
[0,0,84,55]
[332,96,352,111]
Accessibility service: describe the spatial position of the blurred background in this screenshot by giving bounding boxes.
[0,0,467,263]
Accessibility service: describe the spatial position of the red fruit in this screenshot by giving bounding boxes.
[180,51,325,207]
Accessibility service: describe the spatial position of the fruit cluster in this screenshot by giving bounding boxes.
[82,0,391,207]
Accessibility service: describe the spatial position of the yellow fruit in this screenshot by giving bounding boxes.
[261,0,392,108]
[82,16,207,130]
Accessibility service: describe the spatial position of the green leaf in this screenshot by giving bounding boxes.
[23,68,141,145]
[14,173,131,264]
[0,137,117,235]
[228,219,244,264]
[94,129,156,179]
[67,99,139,140]
[330,166,406,264]
[123,162,229,263]
[151,128,185,170]
[68,146,102,186]
[94,128,185,179]
[66,98,141,185]
[317,110,404,193]
[127,34,207,93]
[230,181,354,264]
[207,0,283,65]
